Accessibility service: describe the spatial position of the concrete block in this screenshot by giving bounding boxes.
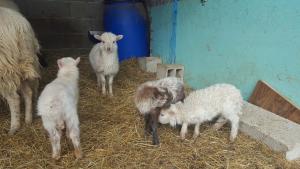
[138,57,162,73]
[240,102,300,160]
[156,64,184,80]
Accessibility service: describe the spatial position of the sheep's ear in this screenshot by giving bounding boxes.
[94,34,102,41]
[57,59,63,69]
[75,57,80,65]
[156,86,167,94]
[116,35,123,41]
[153,87,164,99]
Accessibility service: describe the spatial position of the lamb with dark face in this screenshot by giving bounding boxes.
[134,77,185,145]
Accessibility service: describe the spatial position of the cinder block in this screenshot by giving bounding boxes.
[156,64,184,80]
[138,57,162,73]
[240,102,300,161]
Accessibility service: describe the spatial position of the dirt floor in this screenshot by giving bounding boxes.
[0,54,300,169]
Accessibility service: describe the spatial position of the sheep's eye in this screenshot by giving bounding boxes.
[113,41,116,43]
[160,114,165,117]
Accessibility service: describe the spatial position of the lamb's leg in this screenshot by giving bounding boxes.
[212,116,228,131]
[193,122,201,139]
[69,127,82,159]
[99,73,106,95]
[32,78,39,108]
[227,114,240,142]
[108,75,115,97]
[21,81,33,124]
[66,113,82,159]
[6,91,21,135]
[49,128,61,160]
[96,73,101,88]
[150,110,160,145]
[144,113,152,135]
[180,122,188,140]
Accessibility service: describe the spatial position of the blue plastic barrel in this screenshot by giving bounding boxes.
[103,0,149,61]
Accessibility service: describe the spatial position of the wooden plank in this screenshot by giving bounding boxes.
[249,80,300,124]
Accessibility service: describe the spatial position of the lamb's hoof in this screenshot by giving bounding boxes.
[229,136,236,143]
[192,133,199,139]
[74,149,82,159]
[109,93,113,97]
[52,154,61,160]
[25,118,32,125]
[102,92,106,96]
[8,126,20,135]
[152,139,160,145]
[180,134,186,140]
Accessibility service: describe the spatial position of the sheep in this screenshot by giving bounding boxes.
[0,4,40,134]
[37,57,82,160]
[0,0,19,11]
[159,83,243,142]
[134,77,185,145]
[88,32,123,96]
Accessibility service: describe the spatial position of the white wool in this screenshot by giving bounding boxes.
[0,4,40,134]
[159,83,243,141]
[89,32,123,96]
[37,57,82,159]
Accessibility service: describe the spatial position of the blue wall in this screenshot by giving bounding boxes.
[150,0,300,106]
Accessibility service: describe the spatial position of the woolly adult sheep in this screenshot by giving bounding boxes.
[0,4,40,134]
[0,0,19,11]
[134,77,185,145]
[0,0,47,68]
[38,57,82,160]
[159,83,243,142]
[89,32,123,96]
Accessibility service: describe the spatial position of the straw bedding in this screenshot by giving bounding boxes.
[0,54,299,169]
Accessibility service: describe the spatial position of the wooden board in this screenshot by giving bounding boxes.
[249,80,300,124]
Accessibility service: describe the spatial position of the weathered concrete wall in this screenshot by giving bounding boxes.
[15,0,103,51]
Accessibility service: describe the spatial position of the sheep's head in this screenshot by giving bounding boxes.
[94,32,123,53]
[57,57,80,69]
[152,86,173,108]
[159,104,177,127]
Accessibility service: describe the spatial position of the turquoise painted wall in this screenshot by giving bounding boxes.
[150,0,300,106]
[150,3,173,62]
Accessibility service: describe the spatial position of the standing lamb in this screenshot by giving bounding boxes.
[134,77,185,145]
[159,83,243,142]
[38,57,82,160]
[0,3,40,135]
[89,32,123,96]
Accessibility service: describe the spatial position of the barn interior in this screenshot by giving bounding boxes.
[1,0,300,168]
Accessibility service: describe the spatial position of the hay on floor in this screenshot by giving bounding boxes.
[0,54,299,169]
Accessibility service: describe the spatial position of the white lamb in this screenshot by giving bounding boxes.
[89,32,123,96]
[159,83,243,142]
[37,57,82,160]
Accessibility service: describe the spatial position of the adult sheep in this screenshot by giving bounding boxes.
[0,0,19,11]
[0,3,41,134]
